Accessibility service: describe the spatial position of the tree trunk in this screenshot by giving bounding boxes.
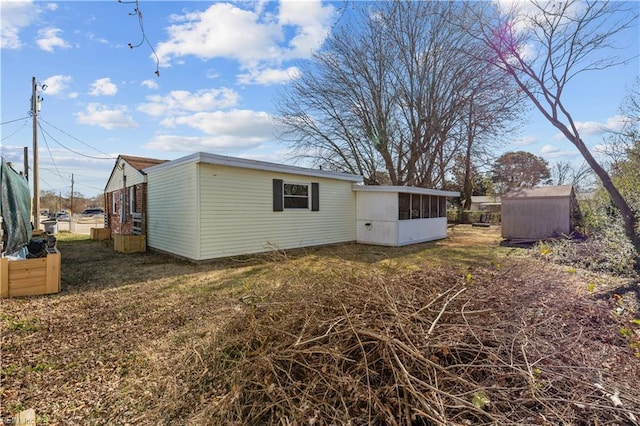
[569,133,640,269]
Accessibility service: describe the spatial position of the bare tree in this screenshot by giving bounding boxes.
[277,1,523,188]
[552,160,595,192]
[469,0,640,265]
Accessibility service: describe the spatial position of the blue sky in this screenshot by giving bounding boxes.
[1,0,638,197]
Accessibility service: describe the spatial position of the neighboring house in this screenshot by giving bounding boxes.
[104,155,168,236]
[501,185,581,241]
[354,185,459,246]
[144,152,363,261]
[469,195,501,213]
[106,152,459,261]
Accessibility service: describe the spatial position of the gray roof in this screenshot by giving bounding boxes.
[471,195,501,204]
[502,185,574,199]
[144,152,364,182]
[352,185,459,197]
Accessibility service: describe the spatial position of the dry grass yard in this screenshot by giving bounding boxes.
[1,225,639,425]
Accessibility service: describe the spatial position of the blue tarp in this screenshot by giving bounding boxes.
[1,158,32,254]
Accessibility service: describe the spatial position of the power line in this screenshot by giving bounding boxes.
[37,121,115,160]
[38,122,65,180]
[1,117,29,141]
[1,116,30,126]
[39,117,115,158]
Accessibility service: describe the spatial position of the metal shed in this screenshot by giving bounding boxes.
[353,185,459,246]
[501,185,581,241]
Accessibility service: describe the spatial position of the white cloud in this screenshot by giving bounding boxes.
[553,115,630,139]
[74,103,138,130]
[137,88,240,117]
[540,144,576,159]
[42,75,72,96]
[166,110,276,137]
[0,0,37,49]
[144,109,280,152]
[237,66,301,85]
[513,135,537,146]
[278,0,335,59]
[143,134,263,152]
[36,27,71,52]
[155,1,335,69]
[89,78,118,96]
[141,79,158,90]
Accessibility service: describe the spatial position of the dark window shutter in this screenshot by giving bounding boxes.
[273,179,283,211]
[311,182,319,211]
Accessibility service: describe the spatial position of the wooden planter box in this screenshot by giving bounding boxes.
[91,227,111,240]
[114,234,146,253]
[1,249,61,298]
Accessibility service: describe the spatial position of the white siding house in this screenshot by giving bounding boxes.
[354,186,459,246]
[145,152,363,261]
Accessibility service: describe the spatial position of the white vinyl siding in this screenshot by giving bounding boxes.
[355,187,456,246]
[197,164,356,260]
[105,158,147,193]
[146,162,199,260]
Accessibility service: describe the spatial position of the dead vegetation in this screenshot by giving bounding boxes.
[1,227,639,425]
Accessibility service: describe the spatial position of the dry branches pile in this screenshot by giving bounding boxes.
[151,263,640,425]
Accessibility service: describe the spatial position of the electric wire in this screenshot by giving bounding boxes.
[118,0,161,76]
[37,124,115,160]
[1,116,30,126]
[1,117,29,141]
[39,118,115,158]
[37,122,65,180]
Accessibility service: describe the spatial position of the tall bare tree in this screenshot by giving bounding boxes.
[277,1,523,188]
[468,0,640,265]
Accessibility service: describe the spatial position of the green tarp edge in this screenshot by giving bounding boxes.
[1,158,32,254]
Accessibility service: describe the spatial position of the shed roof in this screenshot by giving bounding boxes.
[502,185,574,200]
[471,195,501,204]
[352,185,459,197]
[144,152,364,182]
[119,155,168,174]
[104,155,168,193]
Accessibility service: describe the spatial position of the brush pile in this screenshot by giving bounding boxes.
[153,262,640,425]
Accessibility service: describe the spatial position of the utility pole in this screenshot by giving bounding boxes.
[31,77,40,230]
[23,147,29,181]
[70,173,75,233]
[70,174,75,215]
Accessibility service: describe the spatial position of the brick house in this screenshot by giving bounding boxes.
[104,155,167,237]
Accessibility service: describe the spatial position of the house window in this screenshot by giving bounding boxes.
[284,183,309,209]
[398,193,410,220]
[273,179,319,211]
[129,186,136,214]
[430,195,439,218]
[421,195,430,218]
[112,193,117,214]
[120,192,126,223]
[399,193,447,220]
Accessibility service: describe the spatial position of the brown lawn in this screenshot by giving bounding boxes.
[1,225,638,425]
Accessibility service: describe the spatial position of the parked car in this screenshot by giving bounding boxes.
[81,208,104,217]
[53,212,70,221]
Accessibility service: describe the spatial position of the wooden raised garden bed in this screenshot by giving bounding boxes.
[90,227,111,240]
[114,234,146,253]
[1,248,61,298]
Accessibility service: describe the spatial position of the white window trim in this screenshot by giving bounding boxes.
[129,186,135,214]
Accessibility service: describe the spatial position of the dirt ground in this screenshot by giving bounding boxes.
[1,226,639,425]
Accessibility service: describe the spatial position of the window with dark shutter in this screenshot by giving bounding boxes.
[273,179,283,211]
[311,182,319,211]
